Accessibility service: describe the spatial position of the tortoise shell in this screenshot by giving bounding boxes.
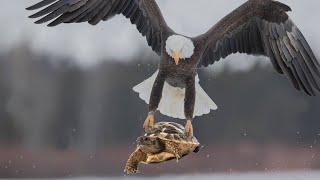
[145,122,198,145]
[142,122,200,164]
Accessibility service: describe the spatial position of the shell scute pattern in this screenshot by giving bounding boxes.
[147,122,191,143]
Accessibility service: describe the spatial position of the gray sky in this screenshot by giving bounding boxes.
[1,0,320,70]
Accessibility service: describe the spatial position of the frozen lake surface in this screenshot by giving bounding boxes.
[13,171,320,180]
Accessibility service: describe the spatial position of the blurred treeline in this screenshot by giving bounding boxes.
[0,43,320,151]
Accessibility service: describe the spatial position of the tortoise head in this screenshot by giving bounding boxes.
[137,136,165,154]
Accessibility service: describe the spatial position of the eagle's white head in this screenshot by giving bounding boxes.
[165,35,195,65]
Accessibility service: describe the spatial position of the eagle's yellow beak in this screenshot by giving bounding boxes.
[173,50,182,65]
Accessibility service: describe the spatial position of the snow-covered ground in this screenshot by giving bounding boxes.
[11,171,320,180]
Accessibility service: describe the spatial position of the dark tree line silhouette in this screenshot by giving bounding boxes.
[0,43,319,150]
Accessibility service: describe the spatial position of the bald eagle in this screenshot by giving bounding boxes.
[27,0,320,137]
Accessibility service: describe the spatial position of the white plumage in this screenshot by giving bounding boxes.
[133,70,218,119]
[165,35,195,60]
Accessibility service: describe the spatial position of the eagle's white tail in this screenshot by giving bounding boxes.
[133,70,217,119]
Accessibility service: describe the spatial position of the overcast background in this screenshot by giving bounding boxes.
[1,0,320,69]
[1,0,320,178]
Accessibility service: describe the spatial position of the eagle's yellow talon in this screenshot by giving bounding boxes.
[143,113,155,130]
[185,119,193,137]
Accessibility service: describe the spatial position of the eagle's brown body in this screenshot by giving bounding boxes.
[150,37,204,120]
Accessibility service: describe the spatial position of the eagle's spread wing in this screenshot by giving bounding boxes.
[198,0,320,96]
[27,0,172,55]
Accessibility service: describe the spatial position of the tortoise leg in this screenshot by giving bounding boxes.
[166,141,181,162]
[185,119,194,137]
[124,148,147,175]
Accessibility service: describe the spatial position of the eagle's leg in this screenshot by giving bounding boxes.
[143,72,166,131]
[184,77,195,137]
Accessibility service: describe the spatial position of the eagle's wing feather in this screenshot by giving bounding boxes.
[27,0,173,55]
[197,0,320,96]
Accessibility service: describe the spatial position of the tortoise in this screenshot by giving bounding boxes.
[124,122,200,175]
